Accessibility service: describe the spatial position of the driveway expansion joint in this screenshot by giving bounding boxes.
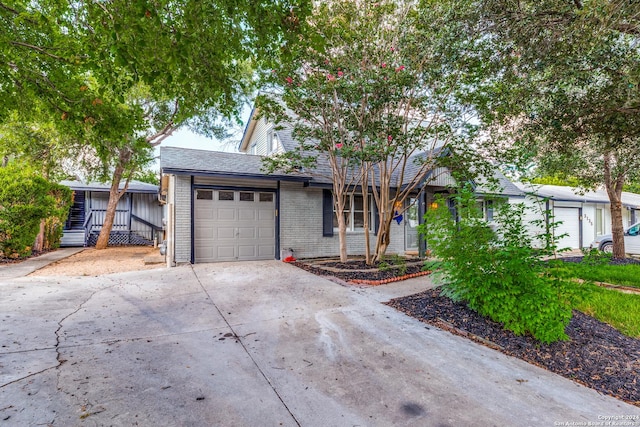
[190,265,303,427]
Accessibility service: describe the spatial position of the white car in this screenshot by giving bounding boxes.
[590,222,640,254]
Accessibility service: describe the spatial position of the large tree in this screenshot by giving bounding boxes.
[459,0,640,257]
[2,0,310,249]
[260,0,473,262]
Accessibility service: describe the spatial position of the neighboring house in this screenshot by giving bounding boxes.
[512,183,640,250]
[60,180,163,247]
[159,109,520,265]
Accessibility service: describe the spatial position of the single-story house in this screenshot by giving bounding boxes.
[60,180,163,247]
[511,182,640,250]
[159,109,521,265]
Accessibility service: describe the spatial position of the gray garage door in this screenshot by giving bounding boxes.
[194,189,275,262]
[553,207,581,250]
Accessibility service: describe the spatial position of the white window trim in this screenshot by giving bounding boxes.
[476,199,494,222]
[334,195,374,233]
[596,207,604,236]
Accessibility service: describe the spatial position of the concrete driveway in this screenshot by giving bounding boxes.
[1,261,638,426]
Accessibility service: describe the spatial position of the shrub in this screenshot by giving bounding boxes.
[0,166,72,258]
[581,247,613,266]
[419,186,576,343]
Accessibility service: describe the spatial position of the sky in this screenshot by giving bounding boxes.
[162,128,237,152]
[153,102,254,164]
[151,121,244,171]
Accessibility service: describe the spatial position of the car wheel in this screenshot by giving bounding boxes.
[600,242,613,253]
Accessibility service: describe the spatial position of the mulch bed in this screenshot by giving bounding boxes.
[291,259,425,283]
[554,256,640,266]
[386,288,640,407]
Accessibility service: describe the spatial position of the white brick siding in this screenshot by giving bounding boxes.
[174,175,192,263]
[167,175,407,264]
[279,182,405,259]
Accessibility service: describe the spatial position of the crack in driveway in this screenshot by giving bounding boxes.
[0,280,119,390]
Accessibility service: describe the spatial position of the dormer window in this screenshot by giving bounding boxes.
[267,129,279,154]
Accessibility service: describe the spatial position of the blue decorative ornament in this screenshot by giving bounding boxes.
[393,211,403,225]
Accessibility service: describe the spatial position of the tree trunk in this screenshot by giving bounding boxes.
[336,208,348,262]
[361,166,372,265]
[603,152,626,258]
[609,197,625,258]
[373,196,392,262]
[33,220,45,252]
[373,217,392,262]
[33,168,49,252]
[95,164,128,250]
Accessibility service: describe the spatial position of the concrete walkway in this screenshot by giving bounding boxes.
[0,261,638,426]
[0,247,84,279]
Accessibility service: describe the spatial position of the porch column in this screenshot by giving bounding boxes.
[418,191,427,258]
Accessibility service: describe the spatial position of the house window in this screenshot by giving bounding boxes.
[267,129,279,154]
[596,208,604,236]
[624,207,632,227]
[249,143,257,155]
[476,199,494,222]
[333,195,372,232]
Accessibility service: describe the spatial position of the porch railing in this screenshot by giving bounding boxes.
[82,209,162,246]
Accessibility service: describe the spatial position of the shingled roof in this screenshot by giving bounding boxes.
[60,179,158,193]
[160,146,310,182]
[165,118,523,197]
[516,183,640,208]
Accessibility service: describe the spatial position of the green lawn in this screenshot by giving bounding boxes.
[574,283,640,338]
[559,262,640,289]
[550,262,640,338]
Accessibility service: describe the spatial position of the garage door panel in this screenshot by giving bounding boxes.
[217,208,237,220]
[194,245,214,260]
[197,226,215,239]
[239,210,256,220]
[195,208,215,220]
[237,227,256,239]
[216,246,237,259]
[258,245,275,257]
[258,209,274,221]
[238,245,257,258]
[216,227,236,239]
[258,227,275,239]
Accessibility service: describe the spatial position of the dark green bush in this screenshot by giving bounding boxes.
[0,166,72,258]
[420,187,576,344]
